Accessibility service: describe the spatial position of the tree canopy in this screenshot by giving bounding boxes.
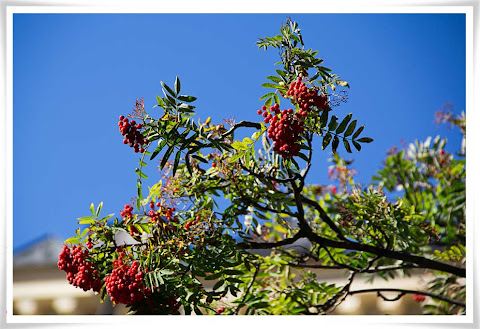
[58,19,466,315]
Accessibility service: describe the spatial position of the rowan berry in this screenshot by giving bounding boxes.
[58,245,102,292]
[105,258,148,305]
[118,103,146,153]
[413,294,426,302]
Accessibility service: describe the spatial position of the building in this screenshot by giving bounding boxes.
[13,234,427,315]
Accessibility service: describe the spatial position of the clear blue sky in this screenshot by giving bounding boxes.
[13,13,466,249]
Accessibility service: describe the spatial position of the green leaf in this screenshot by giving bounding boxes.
[298,152,309,162]
[185,154,192,175]
[242,137,254,145]
[192,154,208,163]
[65,237,80,244]
[320,109,329,128]
[156,95,166,108]
[332,136,339,153]
[344,139,352,153]
[213,279,225,291]
[337,80,349,87]
[79,227,89,238]
[336,113,352,134]
[232,141,249,151]
[78,216,96,222]
[78,217,97,224]
[353,125,365,139]
[344,120,357,137]
[160,145,175,170]
[135,168,148,179]
[352,140,361,151]
[229,152,245,163]
[99,213,114,222]
[276,69,286,77]
[261,82,280,89]
[264,97,273,108]
[90,203,95,215]
[178,95,197,102]
[322,133,332,150]
[273,93,280,105]
[137,179,143,202]
[251,301,270,309]
[357,137,373,143]
[290,158,300,170]
[178,103,195,112]
[161,81,176,97]
[259,92,276,101]
[328,115,338,131]
[172,151,182,176]
[150,139,168,160]
[267,76,282,83]
[175,76,181,94]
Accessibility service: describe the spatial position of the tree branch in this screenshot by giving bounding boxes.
[301,195,346,240]
[348,288,466,308]
[235,262,261,315]
[304,230,466,277]
[238,231,304,249]
[221,121,261,138]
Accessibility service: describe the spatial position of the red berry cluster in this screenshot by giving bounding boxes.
[216,307,225,314]
[105,259,149,305]
[413,294,426,302]
[184,215,200,230]
[148,201,175,223]
[257,103,304,158]
[58,245,102,292]
[286,77,328,115]
[118,116,146,153]
[121,204,134,219]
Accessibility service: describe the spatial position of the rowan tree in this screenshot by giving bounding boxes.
[59,19,466,315]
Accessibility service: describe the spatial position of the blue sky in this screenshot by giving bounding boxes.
[13,13,466,249]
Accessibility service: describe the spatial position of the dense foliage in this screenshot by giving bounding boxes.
[59,20,466,315]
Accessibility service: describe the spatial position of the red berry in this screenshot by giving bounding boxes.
[212,162,217,168]
[414,294,426,302]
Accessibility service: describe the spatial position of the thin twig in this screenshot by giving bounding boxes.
[348,288,466,308]
[235,262,261,315]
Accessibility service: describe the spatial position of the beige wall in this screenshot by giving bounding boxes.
[13,265,426,315]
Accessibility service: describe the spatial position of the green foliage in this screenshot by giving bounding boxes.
[61,19,465,316]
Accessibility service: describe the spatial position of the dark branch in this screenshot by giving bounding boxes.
[287,262,343,270]
[362,264,419,273]
[301,195,346,240]
[235,262,261,315]
[238,231,304,249]
[221,121,261,138]
[348,288,466,308]
[305,230,466,277]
